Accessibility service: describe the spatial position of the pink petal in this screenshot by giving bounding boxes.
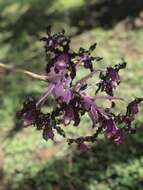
[36,84,55,107]
[79,143,89,150]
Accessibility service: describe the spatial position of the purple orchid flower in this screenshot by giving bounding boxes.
[43,127,54,140]
[47,129,54,139]
[107,67,120,87]
[37,76,72,107]
[36,83,55,107]
[127,101,139,115]
[97,66,123,96]
[114,129,125,145]
[79,142,89,150]
[55,53,69,71]
[16,96,37,128]
[63,106,75,125]
[17,28,143,148]
[22,109,36,127]
[104,119,125,144]
[80,93,108,127]
[52,81,72,104]
[104,119,117,138]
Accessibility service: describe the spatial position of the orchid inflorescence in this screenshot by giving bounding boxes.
[17,27,143,150]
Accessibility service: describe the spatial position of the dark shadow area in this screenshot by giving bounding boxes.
[1,0,143,45]
[67,0,143,34]
[15,125,143,190]
[0,0,60,42]
[0,0,63,65]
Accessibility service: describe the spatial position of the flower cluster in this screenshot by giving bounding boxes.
[17,27,143,149]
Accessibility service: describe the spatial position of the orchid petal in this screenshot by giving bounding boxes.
[36,84,55,107]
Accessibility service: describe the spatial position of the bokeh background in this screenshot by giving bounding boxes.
[0,0,143,189]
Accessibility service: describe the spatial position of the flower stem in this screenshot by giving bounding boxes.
[0,62,48,81]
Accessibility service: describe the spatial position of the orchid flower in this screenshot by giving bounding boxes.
[17,27,143,148]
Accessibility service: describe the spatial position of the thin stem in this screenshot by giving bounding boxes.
[0,62,62,82]
[73,69,104,91]
[83,80,101,91]
[0,62,48,81]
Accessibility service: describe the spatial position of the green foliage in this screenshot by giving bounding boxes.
[3,132,143,190]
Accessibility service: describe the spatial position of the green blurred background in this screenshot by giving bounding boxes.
[0,0,143,189]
